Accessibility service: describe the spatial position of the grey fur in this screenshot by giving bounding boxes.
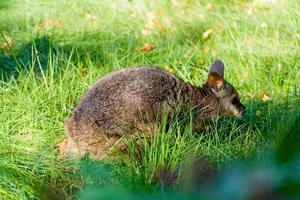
[61,62,245,159]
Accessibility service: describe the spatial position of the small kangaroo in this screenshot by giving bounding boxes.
[58,59,245,159]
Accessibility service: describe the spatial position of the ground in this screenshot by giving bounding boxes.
[0,0,299,199]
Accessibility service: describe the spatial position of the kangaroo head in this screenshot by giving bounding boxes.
[207,59,246,118]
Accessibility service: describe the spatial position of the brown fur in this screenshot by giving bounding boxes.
[60,61,245,159]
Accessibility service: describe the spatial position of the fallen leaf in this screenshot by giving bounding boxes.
[260,22,267,28]
[144,11,168,33]
[3,87,11,92]
[2,33,12,49]
[244,92,255,98]
[246,5,254,16]
[171,0,178,6]
[139,43,155,53]
[211,50,217,57]
[43,159,49,164]
[163,16,172,26]
[260,0,278,4]
[183,48,193,59]
[0,188,8,195]
[86,13,97,20]
[202,29,213,39]
[255,110,261,116]
[261,92,272,101]
[241,70,249,81]
[277,63,282,70]
[55,139,68,156]
[141,29,152,36]
[150,19,165,32]
[38,19,61,29]
[205,3,213,11]
[164,65,174,73]
[197,13,206,20]
[245,39,253,45]
[204,46,210,54]
[111,2,117,10]
[215,21,224,29]
[198,59,205,65]
[78,63,87,77]
[232,21,238,30]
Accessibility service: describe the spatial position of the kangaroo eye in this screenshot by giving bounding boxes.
[231,97,239,104]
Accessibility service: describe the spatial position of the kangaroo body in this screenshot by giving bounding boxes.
[60,60,245,159]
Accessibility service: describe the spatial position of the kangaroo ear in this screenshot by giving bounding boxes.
[208,59,225,96]
[209,59,224,78]
[208,72,224,93]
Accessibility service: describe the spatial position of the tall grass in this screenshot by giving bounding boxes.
[0,0,299,199]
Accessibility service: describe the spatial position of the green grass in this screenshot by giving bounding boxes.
[0,0,300,199]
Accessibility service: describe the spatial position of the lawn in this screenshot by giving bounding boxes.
[0,0,300,199]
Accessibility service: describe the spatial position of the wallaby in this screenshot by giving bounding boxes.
[58,59,246,159]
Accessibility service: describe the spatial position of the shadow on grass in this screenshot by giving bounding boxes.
[0,33,122,81]
[0,19,210,81]
[0,36,55,81]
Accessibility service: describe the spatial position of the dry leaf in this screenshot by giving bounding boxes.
[261,92,272,101]
[245,39,253,45]
[146,19,165,32]
[55,139,68,156]
[244,92,255,98]
[86,13,96,20]
[211,50,217,57]
[198,59,205,65]
[205,3,213,11]
[39,19,61,29]
[241,70,249,81]
[202,29,213,39]
[197,13,206,20]
[171,0,178,6]
[78,63,87,77]
[2,33,13,49]
[260,22,267,28]
[141,29,152,36]
[277,63,282,70]
[163,16,171,26]
[204,46,210,54]
[43,159,49,164]
[183,48,193,59]
[144,11,169,33]
[255,110,261,116]
[246,5,254,16]
[259,0,278,4]
[164,65,174,73]
[0,188,8,195]
[215,21,224,29]
[232,21,238,30]
[139,43,155,53]
[111,2,117,10]
[155,22,166,32]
